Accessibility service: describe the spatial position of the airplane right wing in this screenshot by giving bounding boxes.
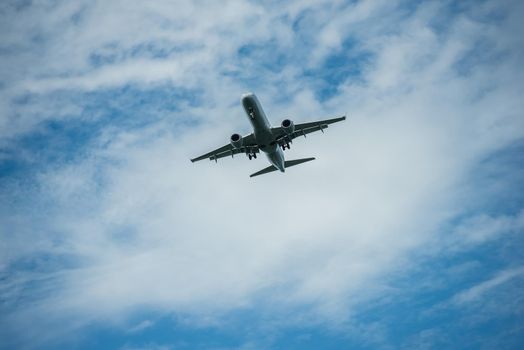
[190,133,258,162]
[271,115,346,145]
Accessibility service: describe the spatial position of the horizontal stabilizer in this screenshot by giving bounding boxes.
[250,165,278,177]
[250,157,315,177]
[284,157,315,168]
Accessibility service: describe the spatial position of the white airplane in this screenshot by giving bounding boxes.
[191,93,346,177]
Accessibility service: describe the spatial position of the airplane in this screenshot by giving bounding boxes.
[190,93,346,177]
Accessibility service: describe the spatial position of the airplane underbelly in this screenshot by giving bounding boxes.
[266,148,285,172]
[255,130,276,153]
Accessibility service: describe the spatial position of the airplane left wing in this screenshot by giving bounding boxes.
[191,133,258,162]
[271,115,346,144]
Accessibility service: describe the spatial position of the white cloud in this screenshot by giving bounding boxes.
[127,320,154,333]
[453,211,524,245]
[451,267,524,305]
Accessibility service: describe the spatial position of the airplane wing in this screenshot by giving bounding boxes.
[191,133,258,162]
[271,115,346,144]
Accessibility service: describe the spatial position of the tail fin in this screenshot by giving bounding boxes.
[250,157,315,177]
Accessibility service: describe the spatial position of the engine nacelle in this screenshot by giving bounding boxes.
[281,119,295,134]
[230,133,243,148]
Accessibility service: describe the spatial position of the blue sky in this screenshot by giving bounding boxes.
[1,1,523,349]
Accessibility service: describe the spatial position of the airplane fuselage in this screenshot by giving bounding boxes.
[241,93,285,172]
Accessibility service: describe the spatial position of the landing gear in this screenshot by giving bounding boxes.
[248,107,255,119]
[247,153,257,160]
[281,143,291,150]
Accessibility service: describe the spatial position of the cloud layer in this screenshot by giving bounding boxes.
[1,0,523,349]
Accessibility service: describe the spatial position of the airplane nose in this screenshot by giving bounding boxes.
[241,92,254,102]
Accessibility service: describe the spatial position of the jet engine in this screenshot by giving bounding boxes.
[230,133,243,148]
[281,119,295,134]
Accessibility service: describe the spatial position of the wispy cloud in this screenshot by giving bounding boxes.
[453,211,524,246]
[127,320,155,334]
[1,0,523,349]
[452,267,524,305]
